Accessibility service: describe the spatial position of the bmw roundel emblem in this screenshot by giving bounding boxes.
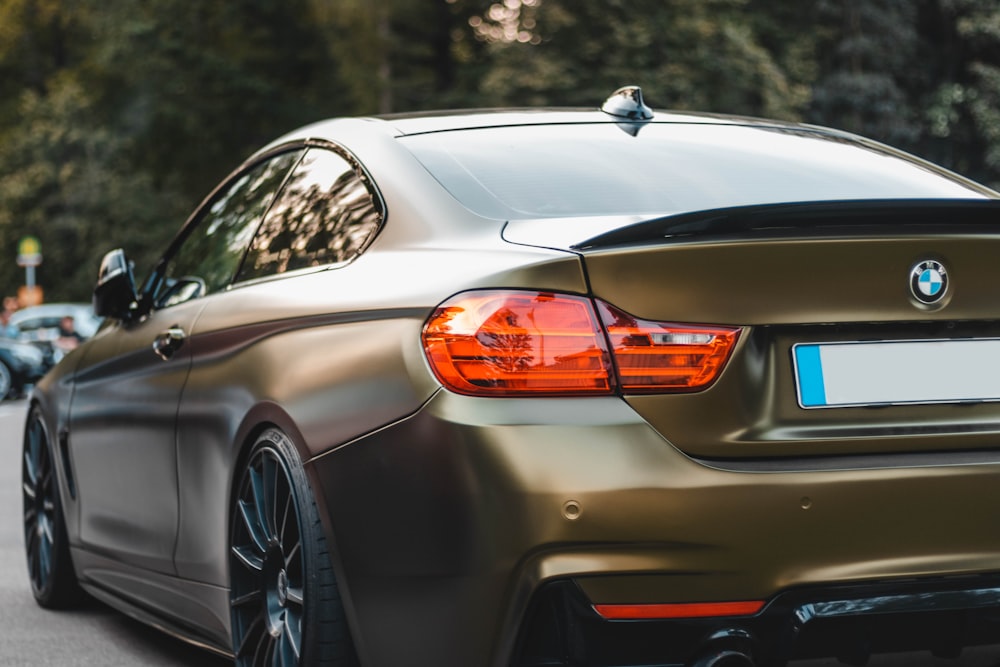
[909,259,948,305]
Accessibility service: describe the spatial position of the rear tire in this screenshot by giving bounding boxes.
[22,407,83,608]
[230,428,357,666]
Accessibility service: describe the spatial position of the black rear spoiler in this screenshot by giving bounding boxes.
[572,199,1000,251]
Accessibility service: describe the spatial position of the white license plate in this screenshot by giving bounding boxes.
[793,339,1000,409]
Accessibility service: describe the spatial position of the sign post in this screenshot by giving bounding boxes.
[16,236,43,306]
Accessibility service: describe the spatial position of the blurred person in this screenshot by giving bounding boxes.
[55,315,84,353]
[1,297,16,337]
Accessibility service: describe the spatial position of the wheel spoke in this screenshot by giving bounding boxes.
[278,490,292,548]
[249,466,275,543]
[25,529,38,567]
[230,588,262,609]
[238,499,269,554]
[284,584,304,608]
[23,450,37,487]
[235,609,266,659]
[263,633,277,667]
[262,453,278,541]
[232,545,264,572]
[280,619,300,665]
[283,541,301,572]
[38,528,51,582]
[23,481,36,502]
[284,605,303,651]
[40,516,54,545]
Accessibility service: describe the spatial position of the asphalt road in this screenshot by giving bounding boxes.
[0,398,999,666]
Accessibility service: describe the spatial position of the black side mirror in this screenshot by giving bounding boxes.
[93,249,137,320]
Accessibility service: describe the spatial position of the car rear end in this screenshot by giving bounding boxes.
[318,113,1000,666]
[512,199,1000,666]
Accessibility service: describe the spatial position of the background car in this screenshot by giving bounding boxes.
[8,302,103,364]
[0,336,46,400]
[23,87,1000,667]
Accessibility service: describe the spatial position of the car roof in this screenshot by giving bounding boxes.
[9,303,96,321]
[374,108,779,135]
[276,107,852,143]
[9,303,102,336]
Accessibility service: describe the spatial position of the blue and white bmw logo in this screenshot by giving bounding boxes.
[909,259,948,305]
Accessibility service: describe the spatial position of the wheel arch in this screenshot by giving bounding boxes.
[228,401,313,510]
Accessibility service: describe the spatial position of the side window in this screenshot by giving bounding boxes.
[156,151,303,308]
[236,147,384,282]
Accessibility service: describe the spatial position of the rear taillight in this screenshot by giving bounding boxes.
[596,301,741,393]
[422,290,741,397]
[422,291,614,396]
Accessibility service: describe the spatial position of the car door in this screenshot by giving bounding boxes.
[68,150,303,575]
[171,145,387,584]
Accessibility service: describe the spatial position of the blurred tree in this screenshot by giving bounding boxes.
[0,0,343,301]
[310,0,490,114]
[920,0,1000,187]
[746,2,819,117]
[801,0,1000,188]
[473,0,808,120]
[86,0,338,198]
[807,0,923,147]
[0,79,178,302]
[0,0,77,124]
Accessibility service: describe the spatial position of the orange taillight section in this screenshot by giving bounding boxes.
[593,600,766,620]
[422,290,741,397]
[422,291,614,396]
[596,301,741,393]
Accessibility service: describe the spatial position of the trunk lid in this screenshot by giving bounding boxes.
[509,200,1000,459]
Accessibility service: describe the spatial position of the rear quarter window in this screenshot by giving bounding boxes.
[237,146,384,282]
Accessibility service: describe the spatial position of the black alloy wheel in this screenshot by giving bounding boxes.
[22,408,81,608]
[230,429,355,667]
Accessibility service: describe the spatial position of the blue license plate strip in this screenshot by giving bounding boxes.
[793,339,1000,409]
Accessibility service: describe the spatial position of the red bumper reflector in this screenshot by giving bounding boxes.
[593,600,766,620]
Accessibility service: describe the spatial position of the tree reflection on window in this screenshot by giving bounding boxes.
[162,150,302,304]
[238,148,383,281]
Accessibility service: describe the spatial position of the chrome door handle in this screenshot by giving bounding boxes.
[153,327,186,361]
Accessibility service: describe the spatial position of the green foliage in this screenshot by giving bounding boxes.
[476,0,808,120]
[920,0,1000,187]
[0,78,179,300]
[1,0,1000,302]
[312,0,490,114]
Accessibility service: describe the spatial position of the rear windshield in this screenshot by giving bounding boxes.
[399,123,991,220]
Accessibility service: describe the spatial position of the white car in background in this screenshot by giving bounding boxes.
[8,302,103,363]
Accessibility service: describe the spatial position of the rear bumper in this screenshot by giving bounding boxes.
[518,576,1000,665]
[309,391,1000,666]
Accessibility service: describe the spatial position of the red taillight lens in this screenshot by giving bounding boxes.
[422,291,614,396]
[422,290,741,397]
[596,301,740,392]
